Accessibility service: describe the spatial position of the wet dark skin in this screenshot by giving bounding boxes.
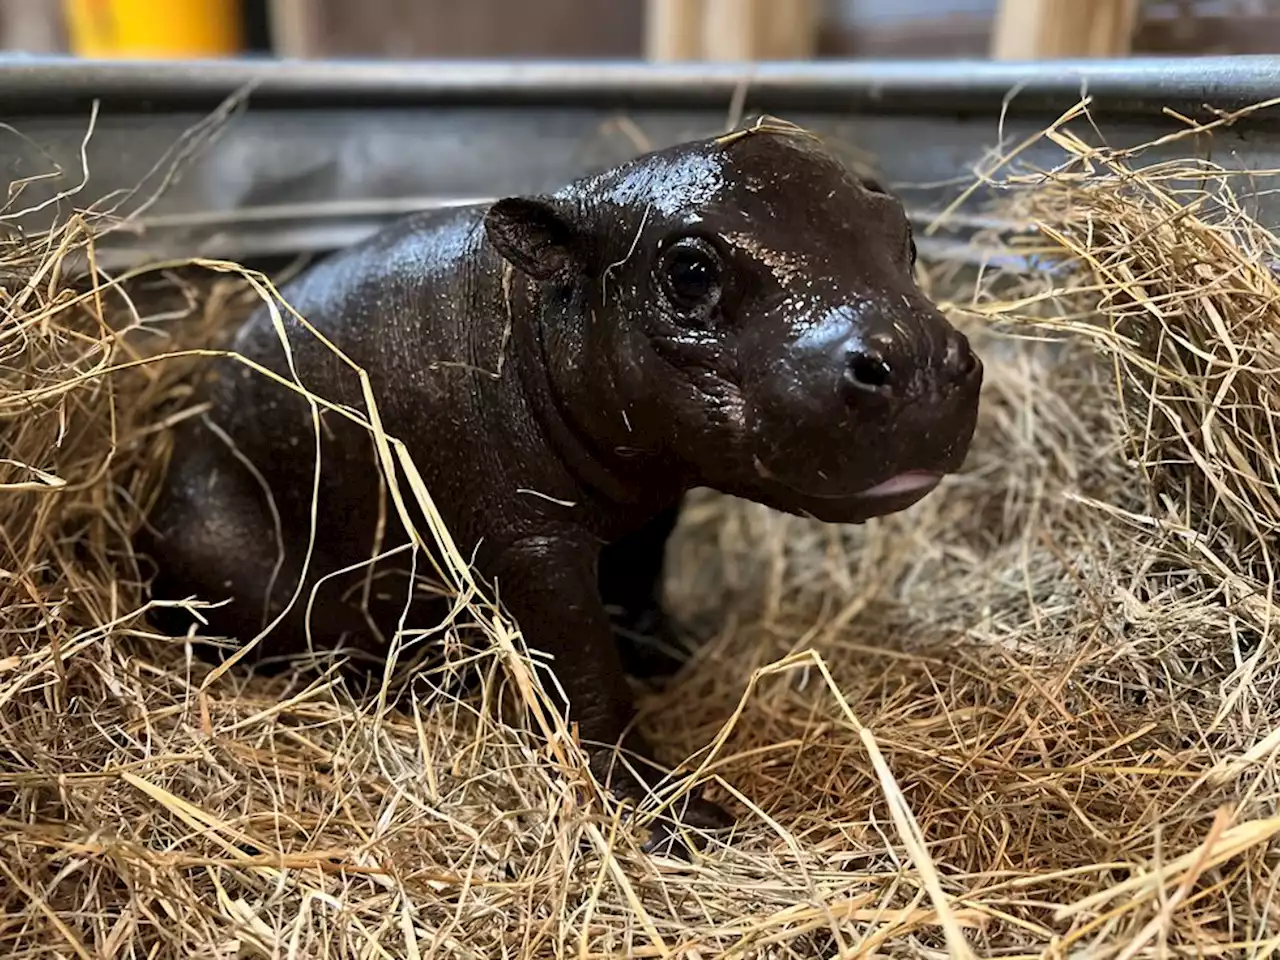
[139,125,983,855]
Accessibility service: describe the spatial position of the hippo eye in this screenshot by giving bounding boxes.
[658,237,723,317]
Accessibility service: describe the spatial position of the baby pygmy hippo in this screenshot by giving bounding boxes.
[140,122,983,853]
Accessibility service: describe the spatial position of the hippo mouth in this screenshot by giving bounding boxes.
[753,458,943,501]
[852,470,943,500]
[749,458,948,522]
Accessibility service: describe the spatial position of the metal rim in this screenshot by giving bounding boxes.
[1,54,1279,117]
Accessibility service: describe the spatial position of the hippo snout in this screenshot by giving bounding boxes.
[839,319,982,409]
[778,302,980,410]
[838,336,977,396]
[732,299,983,517]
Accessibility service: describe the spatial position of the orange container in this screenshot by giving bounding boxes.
[62,0,243,58]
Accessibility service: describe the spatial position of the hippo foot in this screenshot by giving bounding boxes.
[610,603,697,682]
[638,791,736,859]
[591,737,733,859]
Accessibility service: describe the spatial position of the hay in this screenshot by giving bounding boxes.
[3,98,1280,959]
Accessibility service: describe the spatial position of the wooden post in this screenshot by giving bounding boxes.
[646,0,816,61]
[266,0,317,58]
[701,0,760,60]
[758,0,818,60]
[991,0,1140,60]
[645,0,704,61]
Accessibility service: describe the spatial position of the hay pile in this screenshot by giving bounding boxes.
[3,100,1279,959]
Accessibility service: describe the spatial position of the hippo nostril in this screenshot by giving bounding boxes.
[944,334,978,379]
[845,351,892,392]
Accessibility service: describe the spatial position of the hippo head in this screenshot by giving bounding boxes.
[482,122,982,524]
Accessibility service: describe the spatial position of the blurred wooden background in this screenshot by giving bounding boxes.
[4,0,1280,60]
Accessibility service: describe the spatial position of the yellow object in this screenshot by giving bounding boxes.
[63,0,243,58]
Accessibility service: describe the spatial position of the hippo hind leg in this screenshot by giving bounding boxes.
[137,421,364,665]
[597,501,695,680]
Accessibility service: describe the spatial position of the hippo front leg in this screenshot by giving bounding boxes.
[492,535,732,853]
[598,502,693,681]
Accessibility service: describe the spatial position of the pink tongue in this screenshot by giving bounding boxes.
[861,471,942,498]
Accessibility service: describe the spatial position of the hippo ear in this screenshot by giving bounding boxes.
[483,196,583,281]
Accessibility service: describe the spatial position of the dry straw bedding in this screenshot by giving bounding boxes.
[2,97,1279,959]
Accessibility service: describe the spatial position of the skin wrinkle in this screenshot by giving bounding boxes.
[649,336,747,434]
[722,231,807,288]
[528,280,645,515]
[139,126,983,854]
